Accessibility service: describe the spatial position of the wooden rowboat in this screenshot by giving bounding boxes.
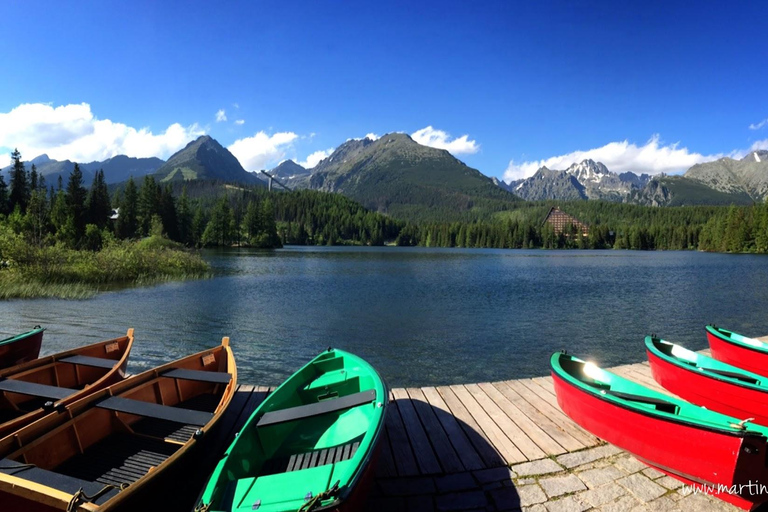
[0,326,45,369]
[707,325,768,377]
[646,335,768,426]
[0,329,134,440]
[0,337,236,511]
[198,348,387,512]
[551,352,768,510]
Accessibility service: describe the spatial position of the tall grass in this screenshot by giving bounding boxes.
[0,233,210,299]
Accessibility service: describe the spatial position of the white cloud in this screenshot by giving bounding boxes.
[234,119,245,125]
[215,109,227,122]
[0,102,205,164]
[752,139,768,151]
[749,118,768,130]
[365,133,379,141]
[298,148,334,169]
[502,135,729,182]
[228,131,298,171]
[411,126,479,155]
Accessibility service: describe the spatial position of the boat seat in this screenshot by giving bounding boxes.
[96,396,213,427]
[0,379,75,400]
[261,441,361,475]
[605,390,678,414]
[702,367,760,385]
[59,355,116,369]
[162,368,232,384]
[0,458,119,505]
[257,390,376,428]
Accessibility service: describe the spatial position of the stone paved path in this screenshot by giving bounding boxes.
[367,443,740,511]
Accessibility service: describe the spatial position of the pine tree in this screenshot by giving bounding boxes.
[159,185,179,241]
[29,164,38,192]
[115,177,138,239]
[86,170,111,229]
[8,149,28,213]
[177,187,192,246]
[0,175,8,215]
[65,163,88,246]
[137,175,160,236]
[26,188,49,246]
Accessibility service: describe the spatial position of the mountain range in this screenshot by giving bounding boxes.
[272,133,521,221]
[503,151,768,206]
[154,135,263,186]
[3,132,766,218]
[0,154,164,187]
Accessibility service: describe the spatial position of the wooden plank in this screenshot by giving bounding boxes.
[508,379,600,446]
[405,387,464,473]
[374,423,397,478]
[479,381,565,455]
[384,399,420,477]
[493,380,585,452]
[531,376,556,396]
[421,387,484,471]
[465,383,546,460]
[390,388,442,475]
[448,384,526,464]
[436,386,505,468]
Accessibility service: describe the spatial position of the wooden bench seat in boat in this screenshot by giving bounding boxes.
[96,396,213,427]
[256,389,376,428]
[131,393,222,442]
[0,458,119,505]
[54,434,178,488]
[261,441,361,475]
[58,354,117,369]
[0,379,75,401]
[162,368,232,384]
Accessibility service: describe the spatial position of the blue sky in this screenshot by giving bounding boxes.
[1,1,766,181]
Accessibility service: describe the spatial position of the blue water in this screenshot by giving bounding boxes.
[2,247,768,387]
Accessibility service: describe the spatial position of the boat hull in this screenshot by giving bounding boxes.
[199,348,387,512]
[0,339,236,511]
[551,370,768,509]
[0,329,134,440]
[647,346,768,426]
[708,328,768,377]
[0,328,44,369]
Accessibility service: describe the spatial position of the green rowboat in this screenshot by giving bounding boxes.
[198,348,388,512]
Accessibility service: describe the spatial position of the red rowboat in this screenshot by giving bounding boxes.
[707,325,768,377]
[646,335,768,426]
[0,327,44,369]
[551,352,768,510]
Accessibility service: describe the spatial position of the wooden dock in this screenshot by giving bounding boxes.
[178,345,757,511]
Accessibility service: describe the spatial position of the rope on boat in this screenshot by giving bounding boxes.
[730,417,756,430]
[66,482,128,512]
[0,462,36,471]
[298,480,340,512]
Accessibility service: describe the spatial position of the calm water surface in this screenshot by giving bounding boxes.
[1,247,768,387]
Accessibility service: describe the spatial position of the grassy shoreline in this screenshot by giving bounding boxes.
[0,235,211,300]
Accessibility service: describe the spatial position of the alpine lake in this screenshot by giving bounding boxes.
[2,246,768,387]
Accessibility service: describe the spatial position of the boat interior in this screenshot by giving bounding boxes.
[558,355,681,415]
[210,350,381,510]
[0,345,233,506]
[650,338,762,385]
[0,334,132,425]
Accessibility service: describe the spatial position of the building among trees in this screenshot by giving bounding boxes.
[543,207,589,236]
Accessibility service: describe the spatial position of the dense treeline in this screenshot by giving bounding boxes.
[412,201,768,252]
[0,151,281,251]
[4,148,768,258]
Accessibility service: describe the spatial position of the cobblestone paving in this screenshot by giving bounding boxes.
[367,444,740,511]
